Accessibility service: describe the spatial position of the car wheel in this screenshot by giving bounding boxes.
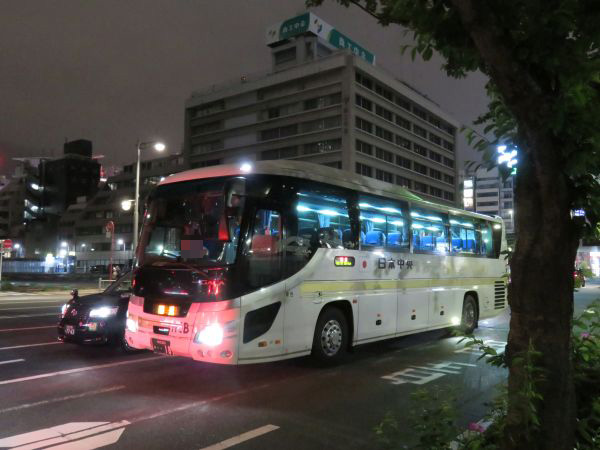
[311,307,348,364]
[461,295,479,334]
[120,335,142,353]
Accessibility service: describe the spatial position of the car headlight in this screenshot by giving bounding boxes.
[194,323,223,347]
[89,306,119,318]
[61,304,68,317]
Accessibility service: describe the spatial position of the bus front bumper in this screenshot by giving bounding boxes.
[124,301,239,365]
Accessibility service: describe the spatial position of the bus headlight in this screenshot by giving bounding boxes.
[194,323,223,347]
[126,312,138,333]
[89,306,118,318]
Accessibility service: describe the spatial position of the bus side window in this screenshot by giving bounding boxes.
[449,217,477,254]
[411,208,448,253]
[358,195,409,250]
[478,220,495,257]
[246,209,283,288]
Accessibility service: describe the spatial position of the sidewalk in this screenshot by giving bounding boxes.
[0,288,100,297]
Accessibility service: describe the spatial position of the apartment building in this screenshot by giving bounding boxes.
[184,12,459,205]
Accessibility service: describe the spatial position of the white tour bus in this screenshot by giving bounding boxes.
[125,160,507,364]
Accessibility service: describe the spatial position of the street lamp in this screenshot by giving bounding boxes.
[133,140,166,253]
[117,238,124,251]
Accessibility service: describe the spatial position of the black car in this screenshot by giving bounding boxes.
[58,272,135,348]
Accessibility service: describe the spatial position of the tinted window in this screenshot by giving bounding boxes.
[449,217,478,254]
[295,191,352,250]
[359,196,409,250]
[246,209,283,288]
[411,207,448,253]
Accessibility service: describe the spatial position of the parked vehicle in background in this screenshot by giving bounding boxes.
[58,272,136,350]
[574,268,586,287]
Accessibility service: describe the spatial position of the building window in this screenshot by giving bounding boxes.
[394,95,411,111]
[375,126,394,143]
[443,140,454,152]
[414,162,428,175]
[395,135,412,149]
[477,201,498,207]
[191,140,223,154]
[356,117,373,134]
[355,72,373,90]
[413,106,428,121]
[478,192,498,197]
[274,47,297,65]
[356,140,373,155]
[305,92,341,110]
[413,181,428,194]
[428,133,442,146]
[443,174,455,185]
[396,175,412,188]
[260,146,298,160]
[375,147,393,163]
[191,159,221,168]
[375,83,394,101]
[414,144,428,158]
[190,121,221,136]
[396,155,412,170]
[503,192,513,198]
[503,201,513,208]
[429,151,442,163]
[303,139,341,155]
[430,168,442,180]
[355,94,372,111]
[444,191,455,201]
[375,104,394,122]
[395,116,411,131]
[356,162,373,177]
[443,157,454,168]
[301,116,341,133]
[375,169,393,183]
[193,101,224,117]
[430,187,443,198]
[413,125,427,139]
[321,161,342,169]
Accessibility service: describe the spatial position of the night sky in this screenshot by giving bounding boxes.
[0,0,489,175]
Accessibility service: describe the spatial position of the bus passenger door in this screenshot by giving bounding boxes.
[238,208,285,361]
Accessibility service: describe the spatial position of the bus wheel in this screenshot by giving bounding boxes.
[312,307,348,364]
[461,295,479,334]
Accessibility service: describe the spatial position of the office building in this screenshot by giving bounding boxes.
[184,12,459,205]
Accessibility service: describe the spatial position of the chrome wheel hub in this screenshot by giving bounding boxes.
[321,319,343,356]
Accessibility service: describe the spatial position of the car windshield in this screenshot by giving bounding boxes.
[105,272,132,294]
[138,177,245,267]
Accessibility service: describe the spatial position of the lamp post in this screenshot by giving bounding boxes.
[133,140,165,254]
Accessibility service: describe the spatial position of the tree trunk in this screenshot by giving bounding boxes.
[504,138,579,449]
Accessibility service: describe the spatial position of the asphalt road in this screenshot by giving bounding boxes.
[0,286,597,450]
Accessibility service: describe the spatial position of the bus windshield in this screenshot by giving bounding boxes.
[138,177,245,267]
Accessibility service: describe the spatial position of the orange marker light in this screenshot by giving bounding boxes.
[168,305,176,316]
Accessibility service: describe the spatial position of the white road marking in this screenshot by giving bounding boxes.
[0,300,66,305]
[0,342,61,351]
[454,340,506,354]
[0,313,58,319]
[0,385,125,414]
[0,359,24,365]
[0,421,129,449]
[0,326,56,333]
[382,361,477,385]
[200,425,280,450]
[0,356,160,386]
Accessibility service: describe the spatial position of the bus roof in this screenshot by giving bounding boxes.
[159,160,502,223]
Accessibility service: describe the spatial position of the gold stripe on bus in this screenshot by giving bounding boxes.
[299,278,500,295]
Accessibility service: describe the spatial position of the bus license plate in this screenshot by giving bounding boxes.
[65,325,75,335]
[152,338,172,355]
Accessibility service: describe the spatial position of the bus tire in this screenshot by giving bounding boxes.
[461,295,479,334]
[312,307,348,364]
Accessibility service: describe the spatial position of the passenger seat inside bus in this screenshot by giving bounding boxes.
[365,230,386,246]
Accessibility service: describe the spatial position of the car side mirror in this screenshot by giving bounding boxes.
[71,289,79,299]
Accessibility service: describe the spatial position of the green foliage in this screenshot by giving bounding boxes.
[374,386,461,449]
[0,281,15,291]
